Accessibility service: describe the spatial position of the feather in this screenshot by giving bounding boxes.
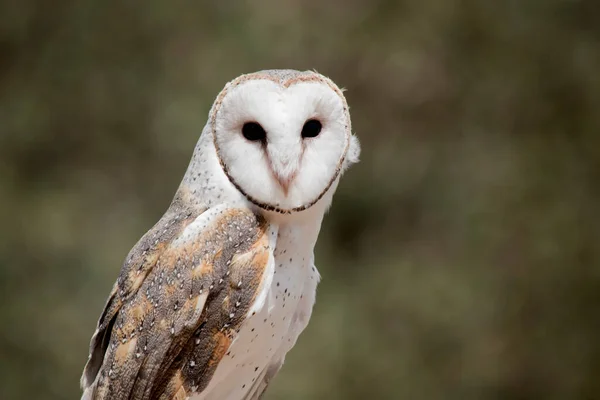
[80,202,273,400]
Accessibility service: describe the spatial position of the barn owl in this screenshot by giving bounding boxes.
[80,69,360,400]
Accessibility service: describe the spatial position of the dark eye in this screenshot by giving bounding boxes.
[242,122,267,142]
[301,119,322,138]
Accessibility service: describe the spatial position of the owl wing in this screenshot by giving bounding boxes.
[81,203,276,400]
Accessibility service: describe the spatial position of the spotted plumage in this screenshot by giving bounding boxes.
[81,69,360,399]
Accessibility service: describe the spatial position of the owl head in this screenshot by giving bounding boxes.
[206,70,360,216]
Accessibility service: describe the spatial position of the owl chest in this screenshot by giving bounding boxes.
[194,235,317,400]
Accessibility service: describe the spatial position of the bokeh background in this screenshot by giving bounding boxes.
[1,0,600,399]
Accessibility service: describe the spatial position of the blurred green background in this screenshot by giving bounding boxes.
[1,0,600,399]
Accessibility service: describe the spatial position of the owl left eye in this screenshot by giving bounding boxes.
[301,119,322,138]
[242,122,267,142]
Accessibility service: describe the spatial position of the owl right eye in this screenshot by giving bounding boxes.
[301,119,322,138]
[242,122,267,142]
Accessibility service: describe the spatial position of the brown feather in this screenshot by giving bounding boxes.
[81,198,272,400]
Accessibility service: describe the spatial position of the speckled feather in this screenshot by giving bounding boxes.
[81,200,275,399]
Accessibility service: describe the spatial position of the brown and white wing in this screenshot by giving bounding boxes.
[81,204,276,400]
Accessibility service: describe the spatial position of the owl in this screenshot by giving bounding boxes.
[80,69,360,400]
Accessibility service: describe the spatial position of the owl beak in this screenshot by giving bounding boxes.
[271,157,298,195]
[274,170,296,195]
[267,142,301,196]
